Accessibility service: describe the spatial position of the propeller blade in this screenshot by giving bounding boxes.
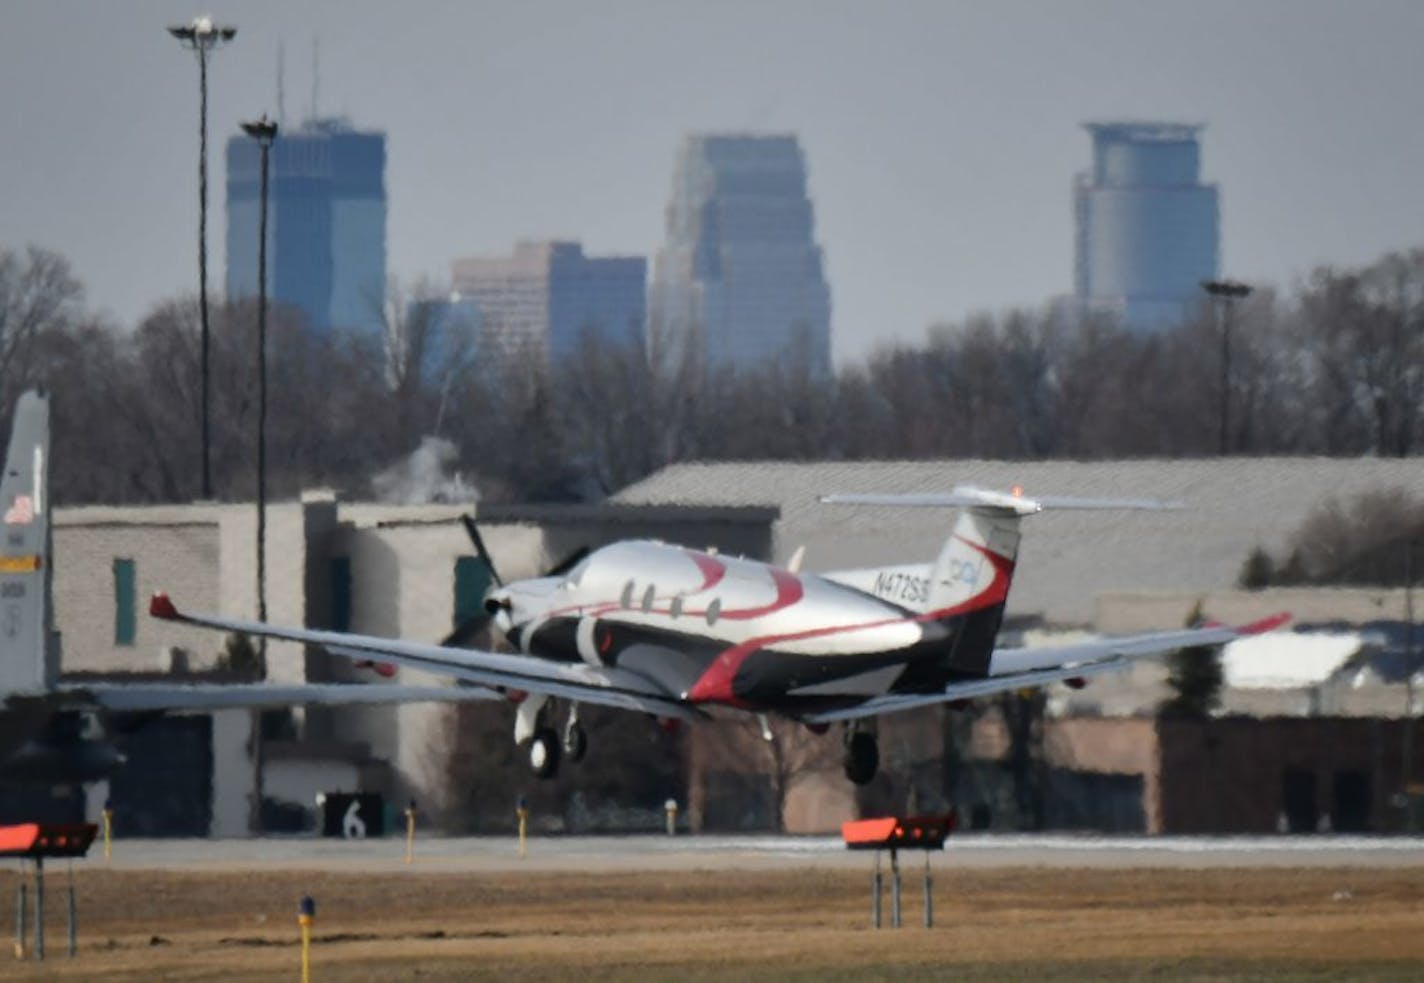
[460,514,504,588]
[441,611,493,649]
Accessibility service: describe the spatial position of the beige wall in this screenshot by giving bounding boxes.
[55,512,223,671]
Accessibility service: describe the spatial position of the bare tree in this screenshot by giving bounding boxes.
[700,715,841,831]
[0,246,83,405]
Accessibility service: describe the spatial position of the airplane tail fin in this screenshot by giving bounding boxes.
[821,486,1173,676]
[0,390,56,698]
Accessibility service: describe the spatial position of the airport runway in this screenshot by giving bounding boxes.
[94,832,1424,873]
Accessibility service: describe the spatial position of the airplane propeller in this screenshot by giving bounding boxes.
[461,514,504,588]
[437,515,590,649]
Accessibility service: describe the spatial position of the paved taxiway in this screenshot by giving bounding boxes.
[95,833,1424,873]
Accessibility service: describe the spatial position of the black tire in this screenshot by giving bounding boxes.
[528,727,561,779]
[563,724,588,763]
[843,731,878,785]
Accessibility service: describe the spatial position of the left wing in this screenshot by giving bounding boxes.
[70,681,501,713]
[149,594,702,722]
[805,615,1290,725]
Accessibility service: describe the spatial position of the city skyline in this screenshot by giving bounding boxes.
[3,1,1422,365]
[451,240,646,364]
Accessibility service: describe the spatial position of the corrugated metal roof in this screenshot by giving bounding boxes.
[613,459,1424,624]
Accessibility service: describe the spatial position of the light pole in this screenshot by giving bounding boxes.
[240,116,278,655]
[1201,279,1253,455]
[168,16,237,500]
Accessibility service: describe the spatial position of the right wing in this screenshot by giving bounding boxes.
[805,614,1290,725]
[149,594,702,722]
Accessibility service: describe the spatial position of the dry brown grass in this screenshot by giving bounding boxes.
[0,865,1421,981]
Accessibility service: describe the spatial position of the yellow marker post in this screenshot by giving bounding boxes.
[297,895,315,983]
[101,802,113,863]
[403,800,417,866]
[516,795,529,859]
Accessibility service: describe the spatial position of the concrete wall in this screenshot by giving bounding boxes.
[210,709,256,837]
[56,510,223,671]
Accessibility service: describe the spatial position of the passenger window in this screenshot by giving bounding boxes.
[706,598,722,626]
[620,580,634,609]
[641,584,656,612]
[670,596,684,618]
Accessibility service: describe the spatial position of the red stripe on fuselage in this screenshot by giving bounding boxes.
[684,550,727,592]
[686,542,1014,707]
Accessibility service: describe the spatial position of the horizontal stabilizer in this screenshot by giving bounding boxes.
[821,485,1179,515]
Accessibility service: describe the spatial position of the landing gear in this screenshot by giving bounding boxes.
[563,720,588,763]
[527,727,561,779]
[843,730,879,786]
[519,699,589,778]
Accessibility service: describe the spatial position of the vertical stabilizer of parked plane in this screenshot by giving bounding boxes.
[0,390,56,698]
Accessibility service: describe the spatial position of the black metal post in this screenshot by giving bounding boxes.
[66,864,76,958]
[34,856,43,961]
[1201,279,1253,456]
[890,848,902,928]
[168,18,236,500]
[197,44,211,499]
[14,881,24,959]
[241,116,278,654]
[872,850,882,929]
[923,852,933,928]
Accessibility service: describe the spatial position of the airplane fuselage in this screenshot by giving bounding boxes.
[494,540,1002,715]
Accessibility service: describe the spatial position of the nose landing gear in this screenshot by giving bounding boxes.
[519,699,588,778]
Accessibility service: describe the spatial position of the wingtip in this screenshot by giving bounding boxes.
[1240,611,1292,635]
[149,591,179,620]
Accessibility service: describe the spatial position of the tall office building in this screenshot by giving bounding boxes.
[1073,122,1219,332]
[450,241,646,365]
[226,117,386,339]
[650,134,832,376]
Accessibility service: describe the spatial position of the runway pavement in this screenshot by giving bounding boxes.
[89,832,1424,873]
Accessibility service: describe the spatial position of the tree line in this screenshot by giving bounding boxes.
[2,242,1422,508]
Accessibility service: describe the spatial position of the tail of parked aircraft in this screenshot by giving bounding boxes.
[821,486,1172,676]
[0,390,57,698]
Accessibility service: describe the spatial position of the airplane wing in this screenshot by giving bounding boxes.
[149,594,703,722]
[71,681,502,713]
[804,615,1290,725]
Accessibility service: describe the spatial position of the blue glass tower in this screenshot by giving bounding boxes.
[450,242,645,366]
[650,134,832,376]
[226,117,386,339]
[1074,122,1219,333]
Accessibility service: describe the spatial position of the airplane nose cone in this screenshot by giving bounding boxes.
[485,591,513,634]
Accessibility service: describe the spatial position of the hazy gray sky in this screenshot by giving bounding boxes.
[4,0,1421,364]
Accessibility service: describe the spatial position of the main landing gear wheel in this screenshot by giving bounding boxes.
[527,727,561,779]
[563,723,588,763]
[843,731,879,786]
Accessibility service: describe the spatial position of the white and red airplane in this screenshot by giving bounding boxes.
[151,487,1288,785]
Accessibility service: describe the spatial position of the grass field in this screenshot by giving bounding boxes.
[0,865,1421,981]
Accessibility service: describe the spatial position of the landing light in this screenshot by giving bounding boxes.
[1010,485,1024,497]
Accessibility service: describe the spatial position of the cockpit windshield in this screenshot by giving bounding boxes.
[562,556,593,590]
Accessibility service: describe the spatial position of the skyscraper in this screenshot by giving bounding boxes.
[226,117,386,339]
[1073,122,1219,332]
[650,134,832,376]
[450,241,646,365]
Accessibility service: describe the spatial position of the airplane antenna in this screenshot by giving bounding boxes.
[310,35,320,122]
[277,41,286,126]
